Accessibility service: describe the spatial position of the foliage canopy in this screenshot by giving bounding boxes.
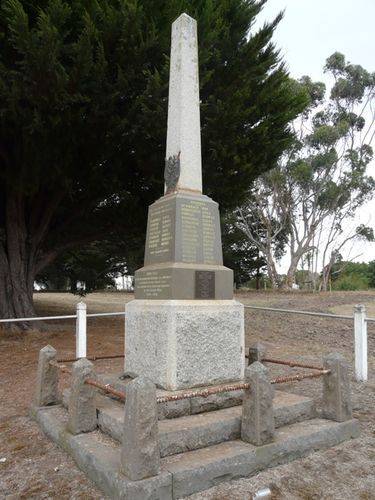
[236,52,375,290]
[0,0,307,319]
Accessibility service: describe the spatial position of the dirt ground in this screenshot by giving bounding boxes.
[0,290,374,499]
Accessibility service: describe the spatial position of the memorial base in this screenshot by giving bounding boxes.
[124,299,245,391]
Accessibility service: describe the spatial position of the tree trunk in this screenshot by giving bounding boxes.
[0,187,97,329]
[284,256,300,290]
[0,252,15,319]
[321,266,330,292]
[266,253,279,289]
[255,266,260,290]
[320,252,336,292]
[0,192,37,329]
[255,250,261,290]
[0,250,36,328]
[284,243,315,290]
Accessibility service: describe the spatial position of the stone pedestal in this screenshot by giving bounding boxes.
[125,300,244,390]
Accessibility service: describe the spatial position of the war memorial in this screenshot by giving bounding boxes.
[32,14,359,499]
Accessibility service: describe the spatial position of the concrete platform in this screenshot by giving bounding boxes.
[32,404,359,500]
[32,405,172,499]
[62,388,315,456]
[162,418,360,498]
[89,390,315,457]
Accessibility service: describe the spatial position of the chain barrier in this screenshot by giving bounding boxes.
[156,382,251,403]
[85,378,126,401]
[57,354,124,363]
[49,359,329,403]
[271,371,329,384]
[261,357,325,371]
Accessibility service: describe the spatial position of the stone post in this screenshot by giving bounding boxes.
[248,342,266,365]
[120,376,160,480]
[34,345,59,407]
[322,353,352,422]
[67,358,97,434]
[241,362,275,445]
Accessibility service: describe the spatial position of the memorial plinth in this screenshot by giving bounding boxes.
[125,299,244,390]
[125,191,244,390]
[124,13,244,390]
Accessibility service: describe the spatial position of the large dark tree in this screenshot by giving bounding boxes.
[0,0,307,322]
[36,241,128,293]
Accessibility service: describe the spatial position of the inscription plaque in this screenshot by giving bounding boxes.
[144,201,175,264]
[180,200,218,264]
[195,270,215,299]
[144,194,223,267]
[136,270,172,298]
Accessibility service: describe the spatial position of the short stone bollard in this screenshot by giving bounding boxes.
[248,342,266,365]
[120,376,160,481]
[322,353,352,422]
[241,362,275,446]
[34,345,59,407]
[67,358,97,434]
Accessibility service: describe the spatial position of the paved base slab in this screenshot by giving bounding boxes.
[62,389,315,457]
[31,405,172,500]
[32,405,359,499]
[163,418,360,499]
[90,390,315,457]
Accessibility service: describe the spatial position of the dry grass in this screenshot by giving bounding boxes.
[0,290,374,499]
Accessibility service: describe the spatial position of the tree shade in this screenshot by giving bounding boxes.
[0,0,308,321]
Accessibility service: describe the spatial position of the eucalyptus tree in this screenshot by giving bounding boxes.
[237,53,375,289]
[0,0,306,323]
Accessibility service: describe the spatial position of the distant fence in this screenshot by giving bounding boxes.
[1,302,373,382]
[243,303,373,382]
[0,303,124,359]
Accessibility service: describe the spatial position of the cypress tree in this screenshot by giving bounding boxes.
[0,0,307,322]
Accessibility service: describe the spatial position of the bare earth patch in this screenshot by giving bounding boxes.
[0,290,374,499]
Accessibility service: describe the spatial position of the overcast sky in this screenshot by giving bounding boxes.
[255,0,375,268]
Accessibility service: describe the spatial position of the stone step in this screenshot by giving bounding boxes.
[162,418,360,499]
[64,389,315,457]
[32,404,359,500]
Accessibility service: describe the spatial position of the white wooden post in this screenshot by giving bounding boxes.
[76,302,87,359]
[354,304,367,382]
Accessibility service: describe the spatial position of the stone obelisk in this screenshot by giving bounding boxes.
[125,13,244,390]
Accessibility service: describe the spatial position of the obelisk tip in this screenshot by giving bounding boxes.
[167,11,202,193]
[173,12,196,25]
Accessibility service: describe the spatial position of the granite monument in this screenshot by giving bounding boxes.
[125,13,244,390]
